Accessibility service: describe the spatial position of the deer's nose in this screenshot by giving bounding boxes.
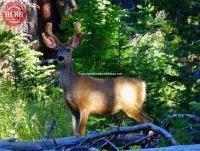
[58,56,64,61]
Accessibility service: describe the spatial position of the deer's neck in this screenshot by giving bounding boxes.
[60,62,76,93]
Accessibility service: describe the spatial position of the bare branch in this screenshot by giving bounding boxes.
[92,138,119,151]
[124,133,155,149]
[171,114,200,123]
[39,59,58,66]
[42,120,56,140]
[81,124,177,146]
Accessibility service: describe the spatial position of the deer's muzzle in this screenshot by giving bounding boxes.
[58,56,65,61]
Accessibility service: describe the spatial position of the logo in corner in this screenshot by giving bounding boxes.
[1,1,27,27]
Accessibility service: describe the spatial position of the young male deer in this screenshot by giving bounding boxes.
[42,22,153,135]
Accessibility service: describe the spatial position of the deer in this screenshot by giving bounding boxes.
[42,22,153,135]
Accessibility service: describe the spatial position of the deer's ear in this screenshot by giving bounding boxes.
[67,33,83,48]
[42,33,57,48]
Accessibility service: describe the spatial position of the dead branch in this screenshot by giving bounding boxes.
[42,120,56,140]
[124,133,156,149]
[171,114,200,123]
[39,59,58,66]
[92,138,119,151]
[0,124,177,150]
[81,123,177,146]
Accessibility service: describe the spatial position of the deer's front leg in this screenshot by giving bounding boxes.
[66,101,80,135]
[71,111,80,135]
[78,110,89,135]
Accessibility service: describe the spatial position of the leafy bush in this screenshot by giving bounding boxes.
[0,28,71,139]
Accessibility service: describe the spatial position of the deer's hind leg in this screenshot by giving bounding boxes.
[78,109,89,135]
[122,106,153,123]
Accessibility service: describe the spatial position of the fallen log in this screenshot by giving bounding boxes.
[0,123,177,150]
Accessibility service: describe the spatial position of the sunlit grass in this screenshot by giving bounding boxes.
[0,85,72,140]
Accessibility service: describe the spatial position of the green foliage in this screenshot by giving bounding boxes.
[60,0,126,73]
[189,102,200,115]
[0,30,54,90]
[118,0,200,121]
[0,84,71,139]
[141,0,200,111]
[0,28,71,139]
[159,117,200,146]
[167,119,193,145]
[124,3,180,120]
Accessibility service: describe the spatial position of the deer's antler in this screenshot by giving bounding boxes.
[46,23,60,44]
[66,22,82,48]
[73,22,81,34]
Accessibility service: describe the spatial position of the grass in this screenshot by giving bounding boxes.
[0,84,71,140]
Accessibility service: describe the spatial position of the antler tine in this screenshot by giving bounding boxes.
[73,22,81,34]
[66,22,82,48]
[58,0,64,6]
[46,23,60,43]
